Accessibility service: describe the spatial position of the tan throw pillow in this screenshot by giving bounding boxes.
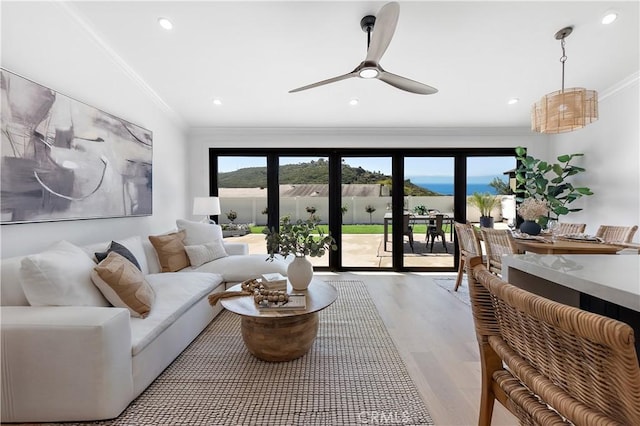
[148,230,189,272]
[91,252,155,318]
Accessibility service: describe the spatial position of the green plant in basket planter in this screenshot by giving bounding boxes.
[515,146,593,227]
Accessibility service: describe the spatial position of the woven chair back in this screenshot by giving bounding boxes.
[454,222,481,257]
[595,225,638,243]
[555,222,586,235]
[467,256,640,426]
[479,228,517,275]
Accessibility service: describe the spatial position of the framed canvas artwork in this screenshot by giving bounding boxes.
[1,69,153,224]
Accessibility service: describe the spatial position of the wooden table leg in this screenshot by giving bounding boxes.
[240,312,319,362]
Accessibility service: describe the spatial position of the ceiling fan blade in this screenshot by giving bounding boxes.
[378,71,438,95]
[289,72,358,93]
[365,2,400,63]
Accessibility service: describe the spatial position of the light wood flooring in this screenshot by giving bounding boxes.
[317,271,516,426]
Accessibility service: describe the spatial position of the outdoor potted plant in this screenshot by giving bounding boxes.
[264,215,337,290]
[468,192,501,228]
[516,197,549,235]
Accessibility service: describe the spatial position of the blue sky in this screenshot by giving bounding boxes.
[218,155,515,178]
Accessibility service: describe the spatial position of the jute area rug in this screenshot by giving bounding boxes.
[433,276,470,306]
[66,281,434,426]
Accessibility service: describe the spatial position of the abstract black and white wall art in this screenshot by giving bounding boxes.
[1,69,153,224]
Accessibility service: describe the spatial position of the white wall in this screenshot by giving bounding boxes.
[1,2,189,258]
[547,75,640,241]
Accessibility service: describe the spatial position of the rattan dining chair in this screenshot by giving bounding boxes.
[479,228,517,276]
[595,224,638,244]
[453,221,482,292]
[555,222,586,234]
[466,256,640,426]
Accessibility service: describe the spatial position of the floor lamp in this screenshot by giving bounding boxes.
[193,197,221,223]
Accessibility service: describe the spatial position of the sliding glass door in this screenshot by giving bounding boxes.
[403,156,455,268]
[340,156,392,268]
[209,148,516,271]
[278,156,330,267]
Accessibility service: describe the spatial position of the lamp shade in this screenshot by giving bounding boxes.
[193,197,221,216]
[531,87,598,134]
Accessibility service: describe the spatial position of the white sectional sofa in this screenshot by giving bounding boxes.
[0,221,287,423]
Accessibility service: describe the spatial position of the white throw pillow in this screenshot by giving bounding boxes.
[20,240,110,307]
[184,241,228,267]
[176,219,223,246]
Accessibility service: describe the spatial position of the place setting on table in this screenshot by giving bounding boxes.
[511,224,621,255]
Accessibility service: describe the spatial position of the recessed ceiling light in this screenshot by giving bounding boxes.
[507,98,519,105]
[158,17,173,30]
[213,98,223,106]
[602,11,618,25]
[349,98,359,106]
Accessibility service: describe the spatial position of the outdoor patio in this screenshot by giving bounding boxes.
[225,232,456,268]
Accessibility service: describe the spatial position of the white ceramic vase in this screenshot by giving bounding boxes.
[287,256,313,291]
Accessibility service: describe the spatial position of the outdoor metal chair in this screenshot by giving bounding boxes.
[403,214,414,252]
[467,256,640,426]
[426,214,447,253]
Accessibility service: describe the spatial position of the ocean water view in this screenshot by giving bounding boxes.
[414,182,497,195]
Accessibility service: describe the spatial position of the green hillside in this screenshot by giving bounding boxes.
[218,160,441,196]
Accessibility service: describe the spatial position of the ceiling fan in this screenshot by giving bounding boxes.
[289,2,437,95]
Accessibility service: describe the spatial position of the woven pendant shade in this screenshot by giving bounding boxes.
[531,87,598,133]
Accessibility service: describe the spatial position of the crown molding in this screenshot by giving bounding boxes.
[57,1,186,130]
[600,71,639,101]
[189,126,535,138]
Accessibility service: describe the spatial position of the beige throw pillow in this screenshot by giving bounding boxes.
[184,240,228,268]
[91,252,155,318]
[148,230,189,272]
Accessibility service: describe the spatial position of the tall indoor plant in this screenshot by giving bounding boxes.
[264,215,337,290]
[468,192,501,228]
[515,147,593,227]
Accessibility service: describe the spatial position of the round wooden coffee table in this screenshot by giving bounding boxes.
[220,279,337,362]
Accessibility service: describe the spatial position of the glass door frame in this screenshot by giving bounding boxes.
[209,147,516,272]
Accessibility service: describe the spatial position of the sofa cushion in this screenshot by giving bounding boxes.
[92,252,155,318]
[20,240,109,307]
[184,241,228,268]
[148,230,189,272]
[95,241,142,271]
[130,272,223,355]
[176,219,224,246]
[84,236,150,275]
[190,254,289,282]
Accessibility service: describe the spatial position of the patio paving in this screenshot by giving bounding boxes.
[225,232,456,268]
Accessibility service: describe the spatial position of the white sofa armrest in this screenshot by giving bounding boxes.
[1,306,134,422]
[223,242,249,255]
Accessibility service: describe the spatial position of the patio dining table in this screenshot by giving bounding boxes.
[383,212,454,251]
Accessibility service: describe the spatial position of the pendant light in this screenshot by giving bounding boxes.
[531,27,598,134]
